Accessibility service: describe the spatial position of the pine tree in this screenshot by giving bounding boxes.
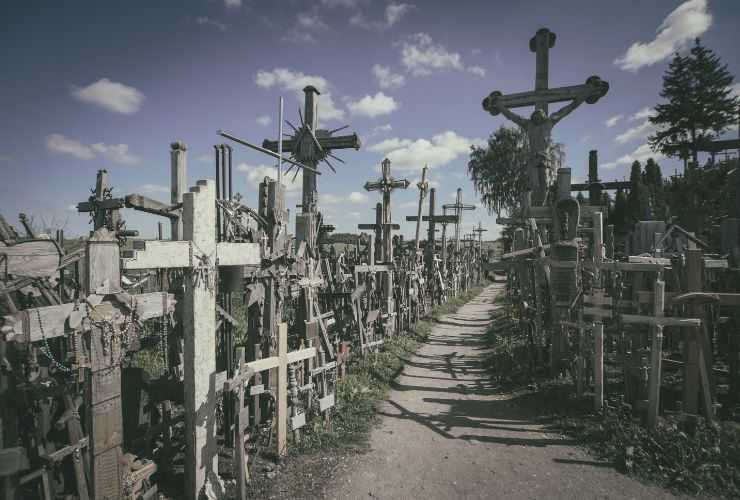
[627,161,648,222]
[649,39,739,165]
[612,188,629,235]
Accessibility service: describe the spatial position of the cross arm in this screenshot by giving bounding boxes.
[125,194,180,219]
[77,198,125,213]
[406,215,459,223]
[485,79,608,112]
[1,291,176,344]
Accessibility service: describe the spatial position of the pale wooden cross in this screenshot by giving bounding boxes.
[121,180,261,500]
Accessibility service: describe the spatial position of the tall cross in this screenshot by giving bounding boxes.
[443,188,476,260]
[412,166,429,256]
[262,86,361,214]
[122,180,262,499]
[473,221,488,254]
[481,28,609,206]
[363,159,410,261]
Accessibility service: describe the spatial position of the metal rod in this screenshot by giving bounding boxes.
[278,97,283,184]
[215,145,221,242]
[227,145,233,201]
[217,130,321,175]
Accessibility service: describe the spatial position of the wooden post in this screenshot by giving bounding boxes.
[182,180,219,499]
[647,279,665,430]
[594,322,604,411]
[593,212,603,269]
[170,141,187,241]
[683,248,702,414]
[277,322,288,457]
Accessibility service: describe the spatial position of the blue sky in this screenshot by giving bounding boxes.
[1,0,738,240]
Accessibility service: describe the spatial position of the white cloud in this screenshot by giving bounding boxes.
[385,3,413,26]
[602,144,664,170]
[224,0,241,8]
[348,191,367,203]
[90,142,140,165]
[401,33,464,76]
[347,211,361,218]
[372,64,405,89]
[67,204,78,212]
[629,107,654,121]
[237,162,303,192]
[47,134,94,160]
[368,137,413,152]
[196,17,226,31]
[47,134,140,164]
[296,11,329,30]
[138,184,169,194]
[615,0,712,72]
[614,120,656,144]
[350,2,414,31]
[72,78,144,114]
[605,115,623,127]
[256,115,272,126]
[254,68,345,121]
[368,131,481,171]
[348,92,399,117]
[467,65,486,77]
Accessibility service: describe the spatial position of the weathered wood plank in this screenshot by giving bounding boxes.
[121,241,191,270]
[216,242,261,266]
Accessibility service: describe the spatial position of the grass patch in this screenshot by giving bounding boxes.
[482,294,740,498]
[294,282,490,454]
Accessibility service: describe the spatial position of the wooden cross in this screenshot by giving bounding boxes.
[412,166,429,256]
[121,180,261,500]
[569,150,630,203]
[262,86,361,214]
[443,188,475,261]
[481,28,609,205]
[363,158,410,262]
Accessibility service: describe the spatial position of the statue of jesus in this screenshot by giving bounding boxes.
[488,95,585,205]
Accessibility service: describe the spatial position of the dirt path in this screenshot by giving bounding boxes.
[326,283,677,500]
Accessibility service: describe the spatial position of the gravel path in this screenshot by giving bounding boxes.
[326,283,677,500]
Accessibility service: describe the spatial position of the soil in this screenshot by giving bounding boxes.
[255,283,683,500]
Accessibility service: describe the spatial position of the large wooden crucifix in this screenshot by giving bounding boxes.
[262,86,361,217]
[481,28,609,206]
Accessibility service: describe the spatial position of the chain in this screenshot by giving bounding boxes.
[35,308,72,372]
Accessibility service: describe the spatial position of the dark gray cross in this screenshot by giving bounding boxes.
[443,188,475,259]
[406,188,456,275]
[570,150,630,203]
[262,86,361,213]
[473,222,488,254]
[363,159,410,262]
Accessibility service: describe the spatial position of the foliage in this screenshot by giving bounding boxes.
[649,39,739,165]
[468,126,530,216]
[557,408,740,497]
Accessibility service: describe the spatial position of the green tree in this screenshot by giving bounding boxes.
[468,126,564,216]
[627,161,650,221]
[612,188,629,235]
[649,39,739,166]
[468,126,529,216]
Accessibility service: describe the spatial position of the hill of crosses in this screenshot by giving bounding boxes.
[1,1,740,499]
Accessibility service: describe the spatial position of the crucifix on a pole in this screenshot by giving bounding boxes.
[482,28,609,207]
[412,166,429,257]
[363,158,410,262]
